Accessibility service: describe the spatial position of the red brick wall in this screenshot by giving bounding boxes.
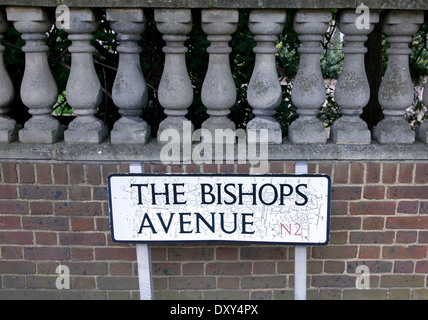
[0,160,427,299]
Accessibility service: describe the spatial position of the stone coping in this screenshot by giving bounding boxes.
[1,0,428,10]
[0,139,427,162]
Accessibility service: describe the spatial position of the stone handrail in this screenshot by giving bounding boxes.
[0,1,428,163]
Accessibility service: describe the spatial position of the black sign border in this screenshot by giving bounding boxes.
[107,173,331,246]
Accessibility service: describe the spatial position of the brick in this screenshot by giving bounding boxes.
[397,201,419,214]
[240,247,287,260]
[71,248,94,260]
[22,217,69,231]
[0,261,36,274]
[168,248,214,261]
[24,247,70,260]
[269,162,284,174]
[53,164,68,184]
[19,186,67,200]
[2,162,18,183]
[182,263,204,275]
[18,163,35,184]
[0,201,28,214]
[185,163,201,173]
[386,217,428,229]
[241,275,287,289]
[0,216,21,229]
[169,276,216,290]
[69,164,85,184]
[366,163,381,183]
[30,202,53,215]
[349,231,394,244]
[97,276,139,290]
[0,185,17,199]
[396,231,417,244]
[420,202,428,214]
[69,186,91,200]
[312,246,358,259]
[393,261,414,273]
[363,186,385,199]
[332,186,361,201]
[415,260,428,273]
[95,247,137,261]
[350,201,396,215]
[2,246,23,259]
[0,231,34,244]
[35,232,58,245]
[59,233,106,246]
[347,260,392,273]
[206,262,252,275]
[398,163,414,183]
[382,163,397,184]
[331,201,348,215]
[85,164,101,185]
[67,262,108,275]
[363,217,385,230]
[71,217,94,231]
[54,202,102,216]
[387,186,428,199]
[216,247,238,260]
[415,163,428,184]
[331,217,361,230]
[343,289,389,300]
[419,231,428,243]
[217,277,240,289]
[380,275,425,288]
[358,246,380,259]
[350,163,365,184]
[110,262,134,276]
[382,245,427,259]
[333,162,349,184]
[311,275,355,288]
[36,163,52,185]
[318,163,333,176]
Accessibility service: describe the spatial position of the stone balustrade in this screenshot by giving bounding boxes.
[0,1,427,162]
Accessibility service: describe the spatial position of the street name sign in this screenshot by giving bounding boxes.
[108,174,331,245]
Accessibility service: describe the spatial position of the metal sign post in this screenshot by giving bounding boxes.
[129,163,154,300]
[294,162,308,300]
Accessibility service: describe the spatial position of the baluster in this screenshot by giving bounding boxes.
[155,9,194,143]
[107,9,150,144]
[61,8,107,144]
[247,9,286,145]
[0,11,18,143]
[373,11,424,144]
[331,10,379,144]
[7,7,64,144]
[201,9,239,134]
[289,10,331,144]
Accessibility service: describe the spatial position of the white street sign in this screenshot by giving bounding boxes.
[108,174,331,245]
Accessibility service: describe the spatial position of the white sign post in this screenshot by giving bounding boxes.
[129,163,154,300]
[108,167,331,299]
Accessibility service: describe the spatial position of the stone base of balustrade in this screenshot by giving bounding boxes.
[330,117,371,145]
[246,117,282,145]
[111,119,150,145]
[288,117,327,144]
[373,118,415,144]
[64,118,108,144]
[18,119,65,144]
[416,122,428,143]
[0,118,20,143]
